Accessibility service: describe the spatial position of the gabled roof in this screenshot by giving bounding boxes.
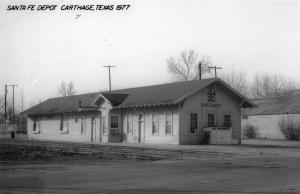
[21,78,254,116]
[101,93,129,106]
[21,93,99,116]
[105,78,217,107]
[245,93,300,116]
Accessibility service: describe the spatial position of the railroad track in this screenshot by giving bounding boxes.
[0,139,187,160]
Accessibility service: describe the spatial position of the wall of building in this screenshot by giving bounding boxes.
[98,100,112,143]
[179,84,242,144]
[27,112,101,142]
[26,84,244,145]
[241,114,290,139]
[121,106,180,144]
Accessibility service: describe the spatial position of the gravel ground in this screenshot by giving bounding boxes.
[1,141,300,193]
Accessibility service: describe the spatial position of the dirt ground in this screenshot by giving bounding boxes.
[1,142,300,193]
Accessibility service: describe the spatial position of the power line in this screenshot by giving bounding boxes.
[103,65,116,91]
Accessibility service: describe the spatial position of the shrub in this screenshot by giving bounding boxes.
[278,115,300,141]
[243,124,258,139]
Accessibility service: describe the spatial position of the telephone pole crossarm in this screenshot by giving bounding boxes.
[208,66,222,78]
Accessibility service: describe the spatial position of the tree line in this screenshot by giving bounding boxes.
[167,50,298,99]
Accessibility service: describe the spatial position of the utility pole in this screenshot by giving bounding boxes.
[4,85,7,120]
[103,65,116,91]
[208,66,222,78]
[8,84,17,124]
[198,62,202,80]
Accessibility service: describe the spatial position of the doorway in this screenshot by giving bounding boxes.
[138,114,144,143]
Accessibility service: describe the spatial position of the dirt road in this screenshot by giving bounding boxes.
[1,144,300,193]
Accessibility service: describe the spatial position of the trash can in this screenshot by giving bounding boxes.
[11,131,15,139]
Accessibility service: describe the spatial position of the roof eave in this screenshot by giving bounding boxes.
[216,78,255,108]
[25,108,99,116]
[113,102,178,109]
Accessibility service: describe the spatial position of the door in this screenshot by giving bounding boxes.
[138,114,144,143]
[91,117,96,142]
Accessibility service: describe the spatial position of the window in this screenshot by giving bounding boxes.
[208,91,215,102]
[33,117,40,133]
[208,113,215,127]
[190,113,197,134]
[165,112,172,135]
[224,115,231,127]
[60,115,69,133]
[152,113,159,135]
[110,115,118,135]
[127,114,132,134]
[81,118,86,135]
[110,116,119,129]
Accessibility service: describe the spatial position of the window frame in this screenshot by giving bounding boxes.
[165,112,173,135]
[152,113,159,135]
[208,91,216,102]
[190,113,197,134]
[223,114,232,127]
[110,115,119,135]
[110,115,119,129]
[207,113,215,127]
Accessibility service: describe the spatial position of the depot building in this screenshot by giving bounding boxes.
[21,78,254,145]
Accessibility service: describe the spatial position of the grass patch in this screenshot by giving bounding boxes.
[243,124,258,139]
[278,115,300,141]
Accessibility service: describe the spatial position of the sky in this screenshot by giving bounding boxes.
[0,0,300,111]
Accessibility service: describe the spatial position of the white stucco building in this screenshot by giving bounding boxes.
[242,93,300,139]
[22,78,254,145]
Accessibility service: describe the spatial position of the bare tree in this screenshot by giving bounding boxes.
[272,74,297,96]
[167,50,210,81]
[249,73,261,98]
[249,73,298,98]
[0,95,4,114]
[220,70,250,97]
[58,81,76,97]
[261,74,272,97]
